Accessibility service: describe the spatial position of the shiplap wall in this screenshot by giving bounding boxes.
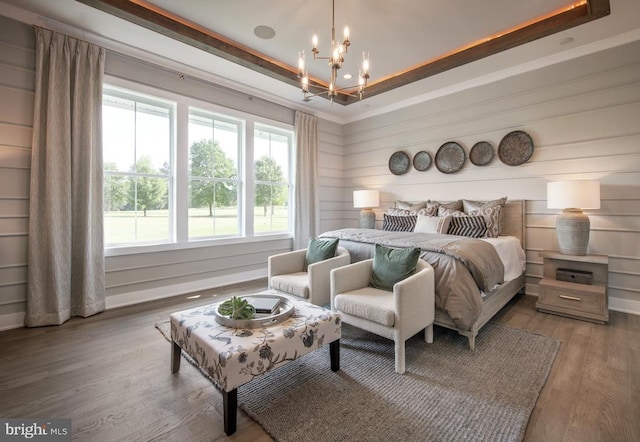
[0,15,340,328]
[341,40,640,314]
[0,15,34,327]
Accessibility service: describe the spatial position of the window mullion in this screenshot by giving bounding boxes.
[176,102,189,243]
[244,120,255,237]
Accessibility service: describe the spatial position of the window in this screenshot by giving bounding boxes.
[188,109,242,239]
[254,125,293,233]
[102,82,294,249]
[102,87,174,246]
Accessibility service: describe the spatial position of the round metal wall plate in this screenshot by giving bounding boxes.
[389,151,411,175]
[469,141,494,166]
[413,151,432,171]
[435,142,465,173]
[498,131,534,166]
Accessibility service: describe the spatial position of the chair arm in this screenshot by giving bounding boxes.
[330,259,373,306]
[268,249,307,280]
[308,249,351,306]
[393,260,435,323]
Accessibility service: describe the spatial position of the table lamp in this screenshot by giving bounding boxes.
[547,180,600,255]
[353,189,380,229]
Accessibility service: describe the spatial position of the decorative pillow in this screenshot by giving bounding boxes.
[395,200,427,211]
[382,214,417,232]
[414,215,452,234]
[447,215,487,238]
[437,207,467,217]
[433,200,463,211]
[388,205,438,217]
[305,237,339,270]
[470,205,501,238]
[463,197,507,234]
[462,197,507,213]
[370,244,421,291]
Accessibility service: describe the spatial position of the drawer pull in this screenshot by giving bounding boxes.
[559,294,582,302]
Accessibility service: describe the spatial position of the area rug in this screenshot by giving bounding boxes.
[156,320,559,442]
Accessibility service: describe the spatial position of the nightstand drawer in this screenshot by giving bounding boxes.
[538,279,607,319]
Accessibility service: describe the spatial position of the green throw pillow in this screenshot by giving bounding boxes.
[370,244,421,291]
[305,238,339,270]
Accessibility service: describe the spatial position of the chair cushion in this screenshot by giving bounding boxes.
[370,244,421,291]
[334,288,395,327]
[270,273,310,299]
[305,237,339,270]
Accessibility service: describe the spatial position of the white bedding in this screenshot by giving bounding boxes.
[480,236,526,282]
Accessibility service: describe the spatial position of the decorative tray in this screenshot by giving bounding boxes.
[469,141,494,166]
[213,294,294,329]
[435,141,465,173]
[389,151,410,175]
[498,130,534,166]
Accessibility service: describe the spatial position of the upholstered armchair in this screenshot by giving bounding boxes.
[268,246,350,307]
[330,258,435,374]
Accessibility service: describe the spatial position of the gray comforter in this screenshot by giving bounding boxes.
[319,229,505,331]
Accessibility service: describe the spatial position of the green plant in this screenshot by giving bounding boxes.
[218,296,256,320]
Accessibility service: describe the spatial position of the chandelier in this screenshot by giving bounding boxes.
[297,0,370,101]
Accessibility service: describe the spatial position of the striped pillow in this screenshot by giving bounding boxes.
[382,214,417,232]
[447,215,487,238]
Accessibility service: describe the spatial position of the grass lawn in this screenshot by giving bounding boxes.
[105,206,289,244]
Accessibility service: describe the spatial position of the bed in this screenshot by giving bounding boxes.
[319,199,526,350]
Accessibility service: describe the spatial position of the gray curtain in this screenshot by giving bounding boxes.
[26,27,106,327]
[293,111,319,250]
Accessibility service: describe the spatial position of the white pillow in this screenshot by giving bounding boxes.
[414,215,452,234]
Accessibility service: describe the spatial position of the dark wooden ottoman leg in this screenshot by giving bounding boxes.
[171,341,181,373]
[223,388,237,436]
[330,339,340,371]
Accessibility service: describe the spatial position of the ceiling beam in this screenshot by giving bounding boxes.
[76,0,609,106]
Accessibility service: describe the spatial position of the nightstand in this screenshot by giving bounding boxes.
[536,250,609,324]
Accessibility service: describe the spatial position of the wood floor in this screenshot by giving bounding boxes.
[0,281,638,442]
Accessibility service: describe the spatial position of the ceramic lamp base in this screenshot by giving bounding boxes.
[359,209,375,229]
[556,209,590,255]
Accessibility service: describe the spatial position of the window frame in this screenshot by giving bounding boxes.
[102,76,294,257]
[102,84,177,247]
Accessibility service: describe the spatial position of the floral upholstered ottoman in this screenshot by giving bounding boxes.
[170,294,342,436]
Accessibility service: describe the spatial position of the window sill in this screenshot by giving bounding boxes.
[104,233,293,257]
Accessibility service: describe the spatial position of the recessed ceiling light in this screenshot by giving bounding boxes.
[343,73,352,79]
[254,25,276,40]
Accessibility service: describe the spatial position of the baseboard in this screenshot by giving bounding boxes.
[0,312,25,332]
[105,269,266,310]
[609,297,640,316]
[0,269,266,331]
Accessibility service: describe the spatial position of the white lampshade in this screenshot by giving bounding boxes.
[353,190,380,209]
[547,181,600,210]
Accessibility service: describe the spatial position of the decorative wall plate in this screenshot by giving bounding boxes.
[435,142,465,174]
[389,151,410,175]
[412,151,432,171]
[498,131,534,166]
[469,141,494,166]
